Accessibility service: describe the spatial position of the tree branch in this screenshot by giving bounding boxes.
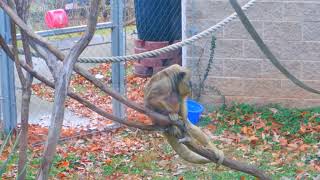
[35,1,101,178]
[9,14,25,85]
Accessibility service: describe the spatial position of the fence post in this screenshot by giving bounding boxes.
[0,7,17,134]
[181,0,187,67]
[111,0,126,120]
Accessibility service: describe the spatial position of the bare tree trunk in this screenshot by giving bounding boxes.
[8,0,33,179]
[36,1,100,179]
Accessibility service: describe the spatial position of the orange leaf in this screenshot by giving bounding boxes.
[89,144,101,152]
[57,161,69,168]
[57,172,67,178]
[240,176,246,180]
[207,124,217,131]
[271,121,282,129]
[255,121,266,130]
[287,143,298,151]
[279,138,288,147]
[241,126,248,135]
[249,136,259,145]
[298,144,310,152]
[105,158,112,165]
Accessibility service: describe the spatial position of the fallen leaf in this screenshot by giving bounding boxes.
[57,161,69,168]
[207,124,217,131]
[57,172,67,178]
[105,158,112,165]
[287,143,298,151]
[249,136,259,145]
[298,144,310,152]
[241,126,248,135]
[296,162,305,167]
[279,138,288,147]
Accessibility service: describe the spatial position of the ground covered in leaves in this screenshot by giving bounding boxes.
[1,63,319,179]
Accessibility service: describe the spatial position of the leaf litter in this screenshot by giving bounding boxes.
[0,63,318,179]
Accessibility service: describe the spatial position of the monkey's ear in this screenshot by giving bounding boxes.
[177,72,186,81]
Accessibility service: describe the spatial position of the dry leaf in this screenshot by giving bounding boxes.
[58,161,69,168]
[298,144,310,152]
[105,158,112,165]
[287,143,298,151]
[207,124,217,131]
[279,138,288,147]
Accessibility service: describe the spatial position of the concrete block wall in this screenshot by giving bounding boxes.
[185,0,320,108]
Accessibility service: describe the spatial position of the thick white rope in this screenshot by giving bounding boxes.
[17,0,257,63]
[77,0,257,63]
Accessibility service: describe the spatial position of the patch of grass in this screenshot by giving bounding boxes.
[88,153,96,163]
[49,154,66,177]
[198,116,212,127]
[73,84,87,94]
[134,151,159,171]
[303,133,318,144]
[166,168,255,180]
[212,103,320,144]
[161,143,174,155]
[25,157,41,179]
[103,155,141,176]
[103,165,114,176]
[65,153,81,168]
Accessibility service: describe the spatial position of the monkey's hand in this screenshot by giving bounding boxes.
[165,113,184,138]
[165,125,183,138]
[178,136,191,143]
[169,113,179,121]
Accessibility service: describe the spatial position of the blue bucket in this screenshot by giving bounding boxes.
[187,99,204,125]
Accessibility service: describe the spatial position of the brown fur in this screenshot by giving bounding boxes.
[144,64,216,164]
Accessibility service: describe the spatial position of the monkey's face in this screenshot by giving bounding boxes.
[177,70,192,97]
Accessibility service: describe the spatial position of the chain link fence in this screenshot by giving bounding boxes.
[124,0,182,77]
[11,0,195,126]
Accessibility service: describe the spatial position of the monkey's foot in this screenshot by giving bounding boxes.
[165,126,183,138]
[216,150,224,165]
[178,136,192,143]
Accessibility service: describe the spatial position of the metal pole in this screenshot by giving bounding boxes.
[181,0,187,67]
[0,7,17,134]
[111,0,125,120]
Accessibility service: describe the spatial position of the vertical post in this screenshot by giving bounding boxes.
[111,0,125,119]
[181,0,187,67]
[0,7,17,133]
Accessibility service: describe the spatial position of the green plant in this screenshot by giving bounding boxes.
[193,35,225,104]
[103,165,114,176]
